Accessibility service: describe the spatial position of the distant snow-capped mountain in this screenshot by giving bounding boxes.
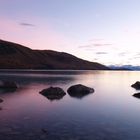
[109,65,140,70]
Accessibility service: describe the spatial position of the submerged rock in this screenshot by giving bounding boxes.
[41,128,47,133]
[0,98,3,103]
[0,81,17,89]
[67,84,94,98]
[133,93,140,98]
[39,87,66,101]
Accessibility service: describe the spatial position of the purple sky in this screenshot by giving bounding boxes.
[0,0,140,66]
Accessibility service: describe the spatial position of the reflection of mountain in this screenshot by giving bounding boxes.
[0,88,17,94]
[0,73,76,87]
[0,39,109,70]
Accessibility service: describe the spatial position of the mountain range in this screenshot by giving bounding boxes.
[109,65,140,71]
[0,39,110,70]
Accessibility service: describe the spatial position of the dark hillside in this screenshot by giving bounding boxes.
[0,39,110,70]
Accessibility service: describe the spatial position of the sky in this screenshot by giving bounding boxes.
[0,0,140,66]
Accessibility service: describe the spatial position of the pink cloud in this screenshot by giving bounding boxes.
[79,43,112,48]
[93,43,112,47]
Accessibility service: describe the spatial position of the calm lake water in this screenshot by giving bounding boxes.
[0,70,140,140]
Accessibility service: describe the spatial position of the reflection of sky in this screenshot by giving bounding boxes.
[0,71,140,139]
[0,0,140,65]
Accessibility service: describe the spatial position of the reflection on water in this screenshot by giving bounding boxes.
[132,93,140,99]
[0,88,17,94]
[0,70,140,140]
[40,93,65,101]
[68,91,93,99]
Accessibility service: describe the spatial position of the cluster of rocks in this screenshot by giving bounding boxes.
[40,81,140,101]
[1,80,140,102]
[131,81,140,98]
[39,84,94,101]
[0,80,94,102]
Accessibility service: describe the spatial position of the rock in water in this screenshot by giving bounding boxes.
[67,84,94,98]
[0,81,17,89]
[39,87,66,101]
[131,81,140,90]
[133,93,140,98]
[0,98,3,103]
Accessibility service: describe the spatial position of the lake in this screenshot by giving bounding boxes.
[0,70,140,140]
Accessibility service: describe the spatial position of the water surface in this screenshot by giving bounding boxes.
[0,70,140,140]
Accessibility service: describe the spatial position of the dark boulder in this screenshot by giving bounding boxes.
[131,81,140,90]
[67,84,94,98]
[0,98,3,103]
[0,81,17,89]
[133,93,140,98]
[39,87,66,101]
